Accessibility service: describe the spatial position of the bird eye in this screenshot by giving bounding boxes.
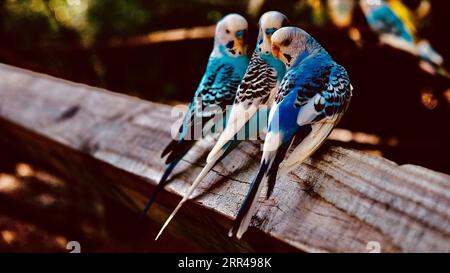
[282,39,291,47]
[226,29,230,34]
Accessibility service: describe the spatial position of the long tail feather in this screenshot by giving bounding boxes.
[165,139,195,164]
[229,160,268,239]
[161,139,177,158]
[229,139,292,239]
[155,141,235,240]
[140,159,180,220]
[207,104,258,163]
[265,143,292,199]
[148,111,215,218]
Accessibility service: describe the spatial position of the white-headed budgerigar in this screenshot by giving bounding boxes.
[141,14,249,218]
[208,11,289,163]
[360,0,447,77]
[154,11,290,240]
[229,27,353,239]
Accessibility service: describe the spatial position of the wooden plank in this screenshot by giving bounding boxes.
[0,63,449,252]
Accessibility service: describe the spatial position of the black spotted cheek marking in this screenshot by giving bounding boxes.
[226,40,236,55]
[283,53,292,66]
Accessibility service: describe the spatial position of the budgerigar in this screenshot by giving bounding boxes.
[154,11,290,240]
[360,0,414,43]
[141,14,249,218]
[360,0,447,77]
[229,27,353,239]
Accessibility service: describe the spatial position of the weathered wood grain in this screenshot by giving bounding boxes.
[0,63,449,252]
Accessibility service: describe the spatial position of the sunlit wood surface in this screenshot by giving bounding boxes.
[108,25,216,47]
[0,63,449,252]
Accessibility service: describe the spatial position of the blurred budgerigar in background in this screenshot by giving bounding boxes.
[360,0,448,77]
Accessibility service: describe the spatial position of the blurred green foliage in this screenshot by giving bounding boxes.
[0,0,252,47]
[1,0,150,47]
[88,0,149,44]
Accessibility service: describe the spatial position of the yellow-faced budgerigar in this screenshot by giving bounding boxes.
[229,27,353,239]
[360,0,447,77]
[141,14,250,219]
[154,11,290,240]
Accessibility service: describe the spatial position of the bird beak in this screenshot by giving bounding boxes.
[272,44,280,59]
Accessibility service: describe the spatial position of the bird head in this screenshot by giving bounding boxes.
[215,14,248,57]
[271,27,314,68]
[256,11,290,56]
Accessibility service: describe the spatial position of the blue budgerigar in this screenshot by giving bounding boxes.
[229,27,353,239]
[141,14,249,218]
[360,0,447,77]
[360,0,414,43]
[154,11,290,240]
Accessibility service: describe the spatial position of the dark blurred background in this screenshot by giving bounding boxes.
[0,0,449,251]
